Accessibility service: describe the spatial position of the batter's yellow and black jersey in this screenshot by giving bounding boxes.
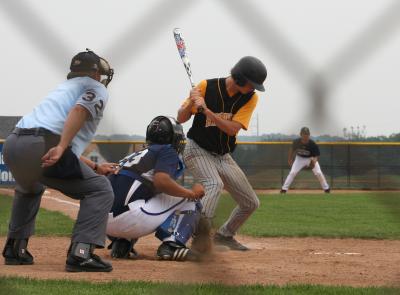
[183,78,258,155]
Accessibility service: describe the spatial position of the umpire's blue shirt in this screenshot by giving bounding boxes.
[16,77,108,156]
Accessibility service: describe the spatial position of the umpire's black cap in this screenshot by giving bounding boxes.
[300,127,310,135]
[70,49,101,73]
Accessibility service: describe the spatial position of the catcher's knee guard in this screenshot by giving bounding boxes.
[156,241,200,262]
[155,201,201,246]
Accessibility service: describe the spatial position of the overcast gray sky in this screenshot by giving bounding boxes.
[0,0,399,137]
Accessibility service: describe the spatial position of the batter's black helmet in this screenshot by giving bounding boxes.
[68,48,114,87]
[231,56,267,92]
[146,116,186,154]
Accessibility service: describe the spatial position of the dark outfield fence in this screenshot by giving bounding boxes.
[1,140,400,190]
[232,142,400,190]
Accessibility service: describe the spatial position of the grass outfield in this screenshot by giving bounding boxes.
[0,277,399,295]
[0,195,74,236]
[214,192,400,239]
[1,192,400,239]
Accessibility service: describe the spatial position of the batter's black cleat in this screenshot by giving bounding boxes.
[109,238,138,259]
[324,188,331,193]
[2,238,34,265]
[213,233,249,251]
[157,242,201,262]
[66,242,112,272]
[280,189,287,194]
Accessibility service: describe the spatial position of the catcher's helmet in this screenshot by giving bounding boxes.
[146,116,185,154]
[68,49,114,87]
[231,56,267,92]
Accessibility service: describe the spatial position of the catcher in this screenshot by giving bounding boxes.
[280,127,330,193]
[106,116,205,261]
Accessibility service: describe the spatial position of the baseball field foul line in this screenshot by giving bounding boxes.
[42,191,80,208]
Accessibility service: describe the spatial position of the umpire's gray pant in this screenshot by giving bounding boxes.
[2,133,114,247]
[183,139,259,237]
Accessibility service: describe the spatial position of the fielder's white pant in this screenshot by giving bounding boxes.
[106,193,195,241]
[282,155,329,191]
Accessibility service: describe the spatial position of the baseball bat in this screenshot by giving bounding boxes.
[173,28,204,113]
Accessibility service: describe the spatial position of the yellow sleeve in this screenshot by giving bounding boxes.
[180,80,208,114]
[232,93,259,130]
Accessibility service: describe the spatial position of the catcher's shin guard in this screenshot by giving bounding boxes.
[156,241,200,262]
[2,238,34,265]
[155,205,200,245]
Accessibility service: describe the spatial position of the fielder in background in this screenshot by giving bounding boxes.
[2,49,116,272]
[280,127,330,194]
[177,56,267,251]
[106,116,205,261]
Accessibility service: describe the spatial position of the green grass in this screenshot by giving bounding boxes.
[2,192,400,239]
[0,277,398,295]
[0,195,74,236]
[214,192,400,239]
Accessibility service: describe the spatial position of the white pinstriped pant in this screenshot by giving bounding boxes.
[183,139,259,237]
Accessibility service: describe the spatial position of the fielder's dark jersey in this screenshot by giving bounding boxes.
[292,138,320,158]
[108,144,184,217]
[184,78,258,155]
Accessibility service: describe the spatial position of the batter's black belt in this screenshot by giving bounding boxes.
[12,127,55,137]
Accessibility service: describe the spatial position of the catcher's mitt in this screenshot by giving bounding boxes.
[307,160,316,170]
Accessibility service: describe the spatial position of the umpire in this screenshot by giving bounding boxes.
[177,56,267,251]
[2,49,116,272]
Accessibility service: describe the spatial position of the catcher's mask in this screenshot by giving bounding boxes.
[68,48,114,87]
[146,116,186,154]
[231,56,267,92]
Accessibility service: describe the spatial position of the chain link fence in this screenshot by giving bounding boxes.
[82,141,400,190]
[1,140,399,189]
[231,142,400,190]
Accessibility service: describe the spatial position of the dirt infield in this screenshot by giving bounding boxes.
[1,189,399,287]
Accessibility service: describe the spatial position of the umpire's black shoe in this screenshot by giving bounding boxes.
[2,238,34,265]
[213,233,249,251]
[157,242,201,262]
[280,189,287,194]
[324,188,331,193]
[66,242,112,272]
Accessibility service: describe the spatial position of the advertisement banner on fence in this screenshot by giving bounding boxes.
[0,143,15,185]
